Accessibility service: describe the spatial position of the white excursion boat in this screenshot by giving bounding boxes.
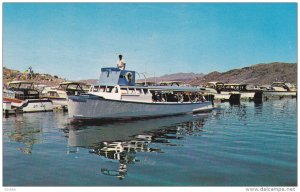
[68,67,213,121]
[3,81,53,112]
[263,82,297,97]
[41,82,87,108]
[204,82,241,103]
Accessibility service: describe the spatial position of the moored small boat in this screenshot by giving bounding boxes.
[3,81,53,112]
[41,81,87,108]
[263,82,297,98]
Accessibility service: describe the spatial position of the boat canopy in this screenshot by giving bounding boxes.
[8,81,34,85]
[8,81,34,89]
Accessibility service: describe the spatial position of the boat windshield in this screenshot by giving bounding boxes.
[271,82,286,87]
[58,83,83,91]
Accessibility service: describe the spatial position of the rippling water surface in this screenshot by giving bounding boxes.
[3,99,297,186]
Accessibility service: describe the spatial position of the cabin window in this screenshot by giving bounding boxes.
[142,89,148,94]
[128,88,135,94]
[49,91,59,97]
[121,88,128,94]
[93,86,99,92]
[9,84,19,89]
[106,87,113,93]
[206,84,215,88]
[135,89,141,94]
[100,86,106,92]
[68,84,80,90]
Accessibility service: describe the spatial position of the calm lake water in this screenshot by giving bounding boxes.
[3,99,297,186]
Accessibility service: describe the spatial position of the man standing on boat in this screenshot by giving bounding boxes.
[117,54,126,70]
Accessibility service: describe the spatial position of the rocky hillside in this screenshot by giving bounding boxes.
[3,67,66,86]
[188,62,297,86]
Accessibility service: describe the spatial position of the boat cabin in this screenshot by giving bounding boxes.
[89,68,206,103]
[7,81,40,100]
[271,82,296,92]
[99,67,136,86]
[223,84,248,91]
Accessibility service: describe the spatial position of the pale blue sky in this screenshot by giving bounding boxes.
[3,3,297,80]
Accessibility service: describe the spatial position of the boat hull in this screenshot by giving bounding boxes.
[68,95,213,120]
[3,98,53,112]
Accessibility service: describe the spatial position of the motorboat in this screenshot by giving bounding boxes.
[41,82,87,108]
[204,82,241,103]
[68,67,213,121]
[263,82,297,97]
[3,81,53,112]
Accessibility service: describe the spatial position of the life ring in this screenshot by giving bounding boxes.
[125,72,133,83]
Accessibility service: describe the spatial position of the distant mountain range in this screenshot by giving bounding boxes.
[140,62,297,85]
[188,62,297,86]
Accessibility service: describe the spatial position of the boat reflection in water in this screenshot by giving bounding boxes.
[6,114,43,154]
[66,114,209,180]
